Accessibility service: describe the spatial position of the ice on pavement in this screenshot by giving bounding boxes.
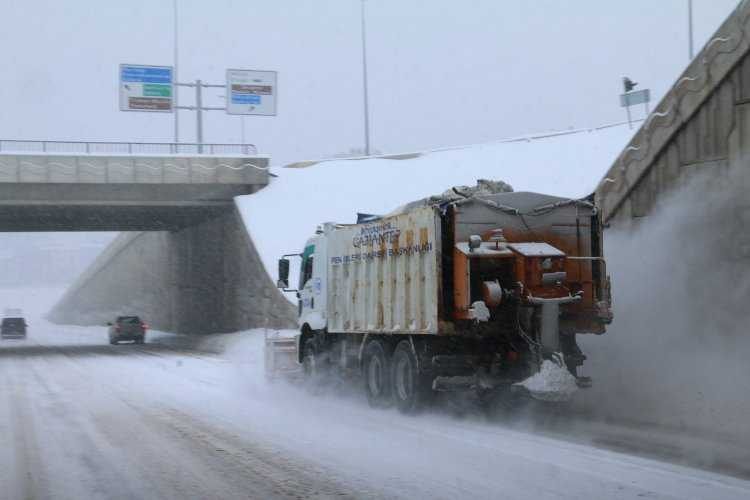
[4,286,749,499]
[515,358,578,402]
[8,123,750,497]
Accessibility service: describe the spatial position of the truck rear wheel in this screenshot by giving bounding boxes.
[362,339,391,408]
[391,340,431,414]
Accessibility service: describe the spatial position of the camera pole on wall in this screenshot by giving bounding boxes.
[620,77,650,129]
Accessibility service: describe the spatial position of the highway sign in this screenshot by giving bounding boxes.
[120,64,174,112]
[226,69,277,115]
[620,89,650,107]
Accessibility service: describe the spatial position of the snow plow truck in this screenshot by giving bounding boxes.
[270,190,613,411]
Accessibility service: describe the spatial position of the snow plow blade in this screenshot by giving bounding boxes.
[433,375,478,392]
[264,333,301,381]
[512,357,580,402]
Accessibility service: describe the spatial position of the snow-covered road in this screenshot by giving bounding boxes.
[1,288,749,500]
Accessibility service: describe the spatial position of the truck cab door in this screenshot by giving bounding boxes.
[299,253,314,317]
[298,241,327,330]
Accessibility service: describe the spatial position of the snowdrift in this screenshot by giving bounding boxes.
[236,124,633,290]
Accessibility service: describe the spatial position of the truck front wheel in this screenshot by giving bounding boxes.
[302,338,328,392]
[362,340,391,408]
[391,340,431,414]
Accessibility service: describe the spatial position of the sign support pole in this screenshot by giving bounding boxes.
[195,79,203,153]
[619,86,650,130]
[176,81,235,149]
[241,117,246,150]
[625,103,633,129]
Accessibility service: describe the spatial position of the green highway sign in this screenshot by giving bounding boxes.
[143,84,172,97]
[119,64,174,112]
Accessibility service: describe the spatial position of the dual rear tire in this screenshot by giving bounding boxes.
[362,340,391,408]
[363,339,431,413]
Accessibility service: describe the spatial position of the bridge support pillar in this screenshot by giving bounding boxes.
[48,206,296,334]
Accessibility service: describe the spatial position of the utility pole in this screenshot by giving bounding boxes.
[360,0,371,156]
[173,0,179,143]
[625,100,633,129]
[620,77,651,130]
[688,0,694,60]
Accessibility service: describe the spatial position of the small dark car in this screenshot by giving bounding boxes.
[1,317,27,339]
[108,316,148,345]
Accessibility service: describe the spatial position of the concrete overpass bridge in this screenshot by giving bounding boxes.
[0,140,295,334]
[0,141,264,231]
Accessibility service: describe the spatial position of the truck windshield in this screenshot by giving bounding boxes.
[300,256,314,289]
[299,244,315,289]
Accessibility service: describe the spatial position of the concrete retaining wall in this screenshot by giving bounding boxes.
[596,0,750,228]
[48,205,296,333]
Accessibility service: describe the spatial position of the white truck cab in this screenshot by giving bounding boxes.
[293,224,335,332]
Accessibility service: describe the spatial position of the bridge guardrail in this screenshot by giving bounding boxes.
[0,140,258,156]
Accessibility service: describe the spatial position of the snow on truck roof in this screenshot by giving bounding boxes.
[507,242,566,257]
[237,122,634,283]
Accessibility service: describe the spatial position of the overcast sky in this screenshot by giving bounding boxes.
[0,0,739,166]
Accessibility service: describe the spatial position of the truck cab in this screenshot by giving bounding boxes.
[296,230,329,332]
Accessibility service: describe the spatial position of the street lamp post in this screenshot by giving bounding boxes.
[173,0,179,143]
[688,0,694,60]
[360,0,371,156]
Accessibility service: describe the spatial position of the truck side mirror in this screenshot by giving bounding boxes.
[277,258,290,289]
